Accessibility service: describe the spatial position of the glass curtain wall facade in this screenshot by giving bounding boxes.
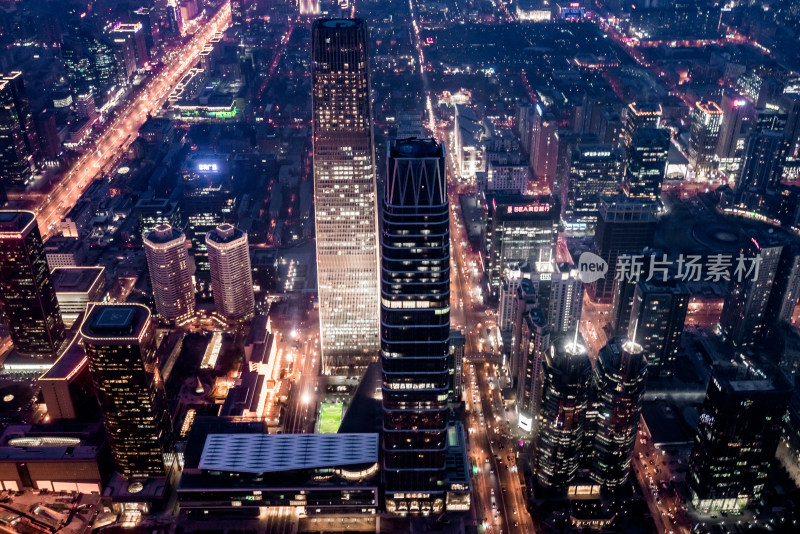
[312,19,380,374]
[80,304,173,478]
[534,334,592,489]
[0,210,65,356]
[381,138,449,515]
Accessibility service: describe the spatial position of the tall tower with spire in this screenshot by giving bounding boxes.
[589,333,648,489]
[534,331,592,489]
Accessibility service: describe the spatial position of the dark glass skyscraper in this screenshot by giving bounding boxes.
[80,303,173,478]
[381,138,449,515]
[0,72,41,187]
[589,337,647,490]
[0,210,65,357]
[721,233,784,350]
[534,334,592,489]
[588,195,658,302]
[736,129,789,195]
[628,281,690,378]
[689,369,792,512]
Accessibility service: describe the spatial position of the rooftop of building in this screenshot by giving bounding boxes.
[389,137,442,158]
[444,422,471,490]
[636,279,690,295]
[696,100,723,114]
[573,144,614,158]
[599,337,647,369]
[43,235,82,253]
[631,127,671,144]
[80,304,151,342]
[206,223,245,245]
[641,399,695,447]
[489,193,560,218]
[51,266,105,294]
[219,368,265,417]
[0,422,104,462]
[178,418,379,491]
[183,417,269,470]
[0,210,35,235]
[144,223,184,245]
[728,379,777,393]
[338,362,382,435]
[628,101,663,116]
[135,197,177,210]
[317,19,362,29]
[599,194,659,220]
[244,315,272,347]
[138,117,173,136]
[198,433,379,474]
[39,337,86,381]
[525,307,548,330]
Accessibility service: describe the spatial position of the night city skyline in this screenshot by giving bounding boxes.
[2,1,800,534]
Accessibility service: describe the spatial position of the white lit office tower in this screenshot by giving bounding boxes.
[688,100,724,178]
[312,19,380,374]
[206,223,254,323]
[143,224,195,324]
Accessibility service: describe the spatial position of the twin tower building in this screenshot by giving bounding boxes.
[143,221,254,324]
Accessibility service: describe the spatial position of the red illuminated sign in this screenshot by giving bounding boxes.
[507,204,550,214]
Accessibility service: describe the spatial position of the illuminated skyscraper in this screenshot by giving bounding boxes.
[564,144,621,234]
[0,72,41,187]
[628,281,689,378]
[689,369,792,512]
[485,194,559,300]
[0,210,66,357]
[312,19,380,373]
[516,307,550,433]
[529,105,559,192]
[180,154,235,288]
[622,128,670,201]
[381,138,449,515]
[623,101,662,149]
[689,100,724,178]
[80,303,173,478]
[534,333,592,489]
[299,0,320,16]
[715,94,751,175]
[589,337,647,490]
[143,224,195,324]
[588,195,658,303]
[109,23,148,73]
[206,223,254,323]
